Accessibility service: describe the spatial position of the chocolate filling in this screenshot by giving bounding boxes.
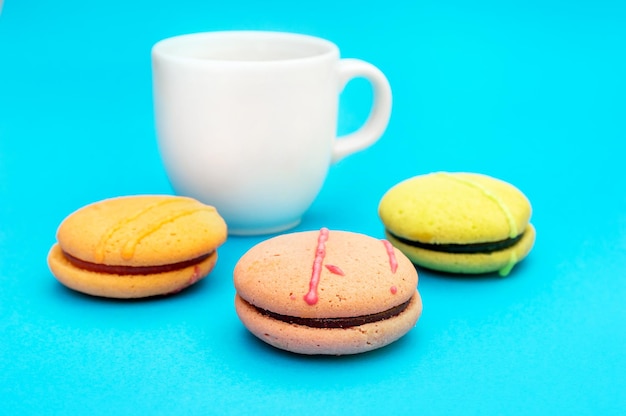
[253,298,412,329]
[388,231,524,254]
[63,251,212,275]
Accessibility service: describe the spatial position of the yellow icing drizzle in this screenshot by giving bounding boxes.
[95,199,184,262]
[120,207,213,260]
[438,172,518,238]
[94,198,211,262]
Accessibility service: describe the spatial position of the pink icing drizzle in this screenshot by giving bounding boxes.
[304,228,330,305]
[381,239,398,273]
[325,264,344,276]
[190,265,201,285]
[165,265,202,295]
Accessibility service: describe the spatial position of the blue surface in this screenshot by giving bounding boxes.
[1,1,625,414]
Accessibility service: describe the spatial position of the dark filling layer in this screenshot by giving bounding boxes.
[63,251,212,275]
[388,231,524,254]
[253,298,412,329]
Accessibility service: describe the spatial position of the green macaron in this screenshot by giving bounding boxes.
[378,172,535,276]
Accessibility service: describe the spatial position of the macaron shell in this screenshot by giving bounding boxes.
[386,223,536,275]
[57,195,227,266]
[379,172,532,244]
[48,243,217,298]
[234,230,418,318]
[235,292,422,355]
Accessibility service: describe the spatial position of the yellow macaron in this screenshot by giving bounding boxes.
[48,195,227,298]
[378,172,535,276]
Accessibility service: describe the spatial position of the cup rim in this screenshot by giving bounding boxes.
[152,30,339,65]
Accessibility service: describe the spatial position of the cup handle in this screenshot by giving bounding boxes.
[332,58,393,163]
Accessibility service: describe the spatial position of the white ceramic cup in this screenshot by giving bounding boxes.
[152,31,392,235]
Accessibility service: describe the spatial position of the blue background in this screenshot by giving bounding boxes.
[1,0,625,414]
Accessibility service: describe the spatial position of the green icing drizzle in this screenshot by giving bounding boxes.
[438,172,518,238]
[498,252,518,277]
